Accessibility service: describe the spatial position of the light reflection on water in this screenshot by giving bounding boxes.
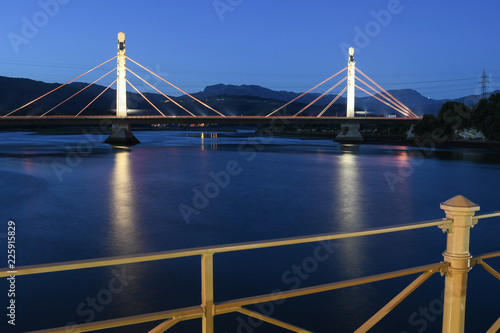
[335,153,366,278]
[0,131,499,332]
[109,149,141,255]
[201,132,219,151]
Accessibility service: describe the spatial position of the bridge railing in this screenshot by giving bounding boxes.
[1,195,499,333]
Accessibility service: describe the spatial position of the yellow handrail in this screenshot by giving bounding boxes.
[0,218,451,278]
[2,203,499,333]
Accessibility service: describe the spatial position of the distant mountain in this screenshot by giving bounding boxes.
[189,84,447,116]
[0,75,494,117]
[0,76,342,117]
[0,76,170,116]
[192,83,336,106]
[355,89,448,116]
[452,90,500,107]
[0,77,114,116]
[194,84,301,102]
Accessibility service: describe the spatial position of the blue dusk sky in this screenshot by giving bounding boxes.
[0,0,499,100]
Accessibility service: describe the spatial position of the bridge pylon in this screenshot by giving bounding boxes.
[346,47,356,118]
[105,32,140,145]
[335,47,364,142]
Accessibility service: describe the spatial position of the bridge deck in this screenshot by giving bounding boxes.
[0,116,419,127]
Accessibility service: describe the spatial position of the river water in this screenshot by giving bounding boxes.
[0,130,499,333]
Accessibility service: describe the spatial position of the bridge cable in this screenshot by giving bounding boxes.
[357,77,417,118]
[317,86,348,117]
[126,67,196,117]
[355,84,409,116]
[75,79,117,117]
[125,79,166,116]
[293,77,347,117]
[355,84,411,116]
[3,56,117,117]
[356,68,419,118]
[126,56,225,117]
[41,67,116,117]
[355,76,409,116]
[265,67,348,117]
[356,67,413,115]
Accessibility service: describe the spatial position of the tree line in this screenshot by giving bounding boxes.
[414,93,500,141]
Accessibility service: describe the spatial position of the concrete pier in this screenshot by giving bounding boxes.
[335,123,364,142]
[104,123,140,145]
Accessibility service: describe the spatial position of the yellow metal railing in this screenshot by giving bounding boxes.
[1,195,500,333]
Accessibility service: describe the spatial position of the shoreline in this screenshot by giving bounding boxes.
[273,131,500,151]
[2,127,500,151]
[353,138,500,151]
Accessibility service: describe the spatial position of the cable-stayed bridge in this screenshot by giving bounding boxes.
[0,32,420,144]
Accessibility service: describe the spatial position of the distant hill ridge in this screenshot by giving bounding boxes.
[0,75,497,116]
[191,84,498,115]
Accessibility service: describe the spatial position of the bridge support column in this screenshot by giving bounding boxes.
[346,47,356,118]
[335,123,364,142]
[104,32,140,146]
[440,195,479,333]
[104,123,140,145]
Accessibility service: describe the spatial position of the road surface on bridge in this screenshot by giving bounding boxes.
[0,115,419,127]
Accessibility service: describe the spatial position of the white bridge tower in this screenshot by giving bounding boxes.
[116,32,127,118]
[104,32,140,145]
[334,47,364,142]
[346,47,356,118]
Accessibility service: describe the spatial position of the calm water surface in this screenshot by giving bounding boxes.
[0,130,499,333]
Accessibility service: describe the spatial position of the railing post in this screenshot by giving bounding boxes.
[440,195,480,333]
[201,253,214,333]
